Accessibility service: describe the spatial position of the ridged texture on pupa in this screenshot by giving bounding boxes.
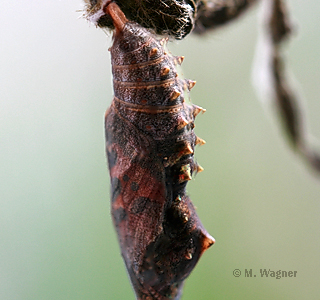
[105,20,214,300]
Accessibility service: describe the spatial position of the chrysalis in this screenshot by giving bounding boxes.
[104,3,214,299]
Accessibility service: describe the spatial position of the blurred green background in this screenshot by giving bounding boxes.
[1,1,320,299]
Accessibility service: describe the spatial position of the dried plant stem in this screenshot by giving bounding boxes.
[253,0,320,174]
[194,0,258,34]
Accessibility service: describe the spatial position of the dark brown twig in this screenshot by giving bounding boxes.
[194,0,258,34]
[253,0,320,174]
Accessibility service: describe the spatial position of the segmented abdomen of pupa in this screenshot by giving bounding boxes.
[104,3,215,300]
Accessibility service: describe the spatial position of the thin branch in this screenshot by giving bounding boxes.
[193,0,258,34]
[253,0,320,174]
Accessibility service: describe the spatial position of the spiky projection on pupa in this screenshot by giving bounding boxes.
[104,3,214,299]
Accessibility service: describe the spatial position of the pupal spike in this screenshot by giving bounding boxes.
[183,214,189,223]
[179,164,192,182]
[175,56,184,65]
[170,90,181,101]
[161,66,170,76]
[185,143,194,155]
[186,79,196,90]
[192,104,206,117]
[160,37,168,46]
[196,164,204,173]
[175,195,182,202]
[180,142,194,155]
[195,136,206,146]
[149,47,158,57]
[177,117,189,130]
[200,231,215,251]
